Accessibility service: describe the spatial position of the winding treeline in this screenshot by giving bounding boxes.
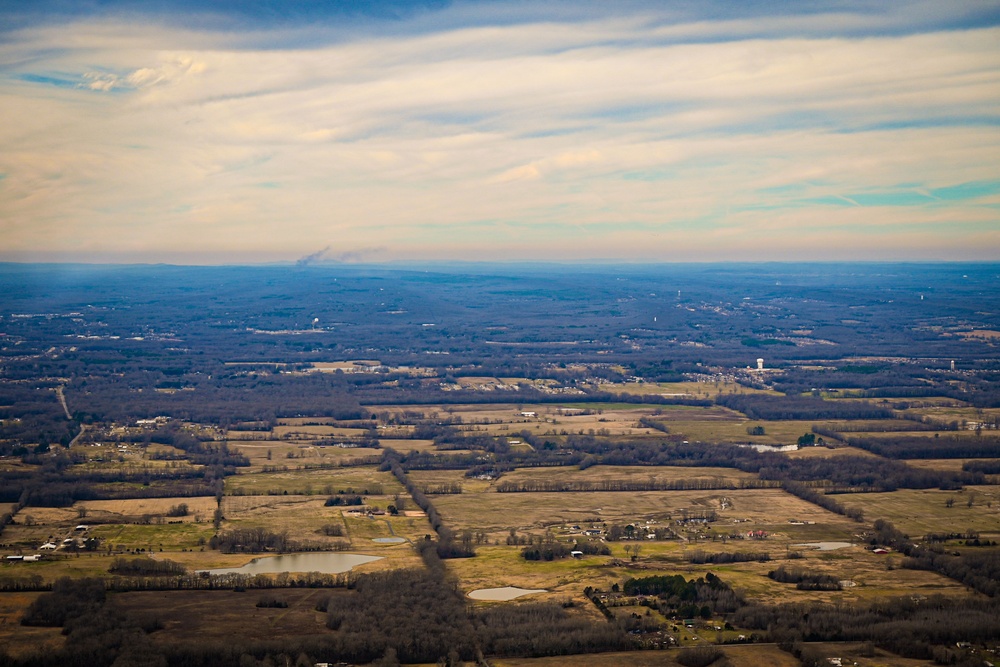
[383,449,475,558]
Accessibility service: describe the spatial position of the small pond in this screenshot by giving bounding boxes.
[198,552,382,575]
[794,541,853,551]
[468,586,546,601]
[372,537,406,544]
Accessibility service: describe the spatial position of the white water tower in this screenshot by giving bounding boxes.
[756,358,764,371]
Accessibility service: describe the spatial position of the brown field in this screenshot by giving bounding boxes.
[496,465,759,487]
[225,466,402,496]
[113,587,341,644]
[784,445,879,459]
[378,438,438,453]
[0,592,64,657]
[272,424,366,438]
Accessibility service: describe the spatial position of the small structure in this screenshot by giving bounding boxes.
[520,411,537,418]
[756,358,764,370]
[571,550,584,559]
[40,543,57,550]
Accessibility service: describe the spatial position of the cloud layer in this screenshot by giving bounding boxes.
[1,1,999,263]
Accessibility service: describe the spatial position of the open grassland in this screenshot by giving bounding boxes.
[80,496,218,520]
[663,419,835,445]
[905,458,994,472]
[407,469,492,493]
[838,487,1000,536]
[2,554,124,581]
[225,466,402,496]
[89,521,217,551]
[0,592,64,658]
[695,548,974,605]
[230,440,381,470]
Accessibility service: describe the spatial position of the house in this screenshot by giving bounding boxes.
[872,548,890,554]
[520,411,537,417]
[23,555,40,562]
[40,543,57,550]
[571,550,584,558]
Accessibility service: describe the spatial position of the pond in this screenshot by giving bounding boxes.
[794,541,854,551]
[468,586,546,601]
[198,552,383,575]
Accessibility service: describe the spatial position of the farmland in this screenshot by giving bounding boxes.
[1,263,999,666]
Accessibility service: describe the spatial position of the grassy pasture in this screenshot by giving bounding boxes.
[837,487,1000,536]
[89,521,217,551]
[225,466,402,496]
[407,469,492,493]
[221,494,431,547]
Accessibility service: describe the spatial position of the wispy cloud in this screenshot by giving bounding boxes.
[1,1,999,263]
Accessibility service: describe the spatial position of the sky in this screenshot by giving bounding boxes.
[1,0,999,264]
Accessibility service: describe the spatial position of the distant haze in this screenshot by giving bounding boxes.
[1,1,999,264]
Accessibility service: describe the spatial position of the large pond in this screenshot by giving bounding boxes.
[468,586,546,601]
[198,552,383,575]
